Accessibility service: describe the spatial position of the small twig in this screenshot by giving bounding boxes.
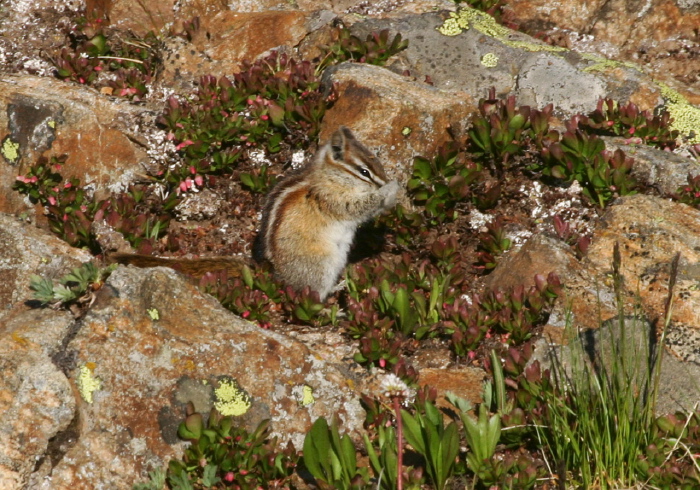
[97,55,144,64]
[662,402,698,466]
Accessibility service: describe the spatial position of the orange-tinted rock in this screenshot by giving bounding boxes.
[43,266,366,487]
[587,194,700,340]
[160,10,322,91]
[0,75,151,216]
[321,63,475,181]
[508,0,700,95]
[485,233,617,336]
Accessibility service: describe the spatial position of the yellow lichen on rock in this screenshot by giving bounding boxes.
[78,364,102,404]
[580,53,641,74]
[437,8,566,54]
[299,385,316,407]
[2,137,20,164]
[214,378,251,416]
[659,84,700,144]
[481,53,499,67]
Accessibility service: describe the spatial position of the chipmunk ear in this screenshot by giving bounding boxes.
[330,126,355,161]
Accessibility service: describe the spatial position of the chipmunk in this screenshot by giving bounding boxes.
[111,126,399,300]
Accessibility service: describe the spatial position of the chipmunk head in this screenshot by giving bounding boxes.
[319,126,390,188]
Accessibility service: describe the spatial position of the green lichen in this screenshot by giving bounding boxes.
[48,119,56,129]
[580,53,641,74]
[214,378,251,416]
[659,84,700,144]
[481,53,499,68]
[147,307,159,320]
[505,40,566,53]
[437,8,509,38]
[1,137,20,164]
[78,363,102,404]
[437,8,566,54]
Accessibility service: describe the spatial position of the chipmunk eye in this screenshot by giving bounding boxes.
[359,168,371,178]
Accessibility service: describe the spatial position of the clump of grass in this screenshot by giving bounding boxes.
[536,245,681,488]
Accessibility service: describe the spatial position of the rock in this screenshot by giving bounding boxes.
[485,233,617,339]
[0,336,76,490]
[321,62,475,181]
[586,194,700,361]
[603,137,700,197]
[351,11,677,115]
[0,0,76,77]
[0,213,93,321]
[507,0,700,100]
[160,10,337,92]
[40,266,366,488]
[544,315,700,416]
[0,75,155,216]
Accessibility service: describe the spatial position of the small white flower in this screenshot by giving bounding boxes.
[380,373,415,403]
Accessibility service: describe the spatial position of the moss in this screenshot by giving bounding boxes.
[78,363,102,404]
[481,53,499,68]
[214,377,251,416]
[659,84,700,144]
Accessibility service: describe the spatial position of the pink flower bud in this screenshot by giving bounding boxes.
[175,140,194,151]
[47,196,57,206]
[224,472,234,482]
[379,359,386,368]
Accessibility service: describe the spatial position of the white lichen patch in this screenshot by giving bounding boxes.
[214,378,251,416]
[78,364,102,404]
[290,149,306,170]
[469,208,492,230]
[248,149,272,167]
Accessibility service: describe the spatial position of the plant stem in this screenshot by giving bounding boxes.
[393,396,404,490]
